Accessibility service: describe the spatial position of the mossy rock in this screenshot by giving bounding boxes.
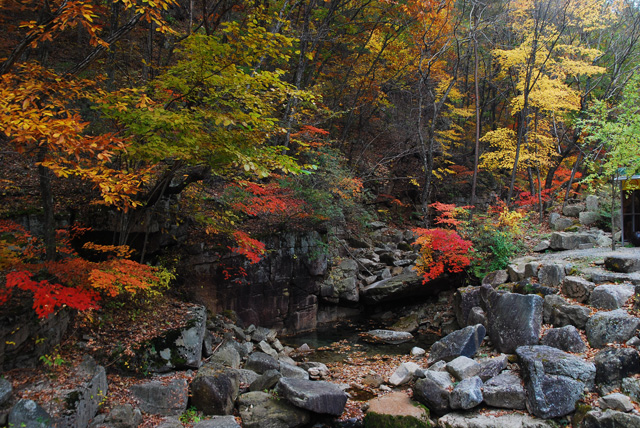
[364,411,431,428]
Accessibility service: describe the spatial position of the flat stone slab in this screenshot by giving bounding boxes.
[276,378,347,416]
[366,391,428,421]
[586,309,640,348]
[438,409,557,427]
[361,329,413,345]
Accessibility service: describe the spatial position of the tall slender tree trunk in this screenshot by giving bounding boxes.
[37,148,56,260]
[470,8,481,208]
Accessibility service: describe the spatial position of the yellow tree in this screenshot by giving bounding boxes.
[483,0,606,205]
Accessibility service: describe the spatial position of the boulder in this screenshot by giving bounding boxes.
[453,286,482,327]
[514,281,557,297]
[413,370,453,415]
[364,392,429,427]
[449,376,483,410]
[517,345,596,388]
[100,404,143,428]
[622,376,640,401]
[563,204,585,217]
[279,362,308,380]
[245,352,280,374]
[0,378,12,406]
[579,211,601,226]
[550,232,594,250]
[517,345,595,418]
[250,369,282,392]
[586,195,599,211]
[131,378,188,416]
[361,270,431,304]
[541,325,587,353]
[427,324,485,364]
[581,409,640,428]
[237,391,310,428]
[446,356,480,380]
[192,416,241,428]
[590,283,635,310]
[209,343,242,368]
[482,370,526,410]
[605,256,640,273]
[562,276,596,303]
[362,329,413,345]
[598,393,635,412]
[58,356,107,428]
[476,355,508,381]
[276,378,347,416]
[538,264,565,287]
[389,362,421,386]
[8,399,52,428]
[190,368,239,415]
[594,347,640,394]
[532,240,551,252]
[543,294,591,329]
[485,290,543,353]
[257,341,278,359]
[464,307,486,329]
[391,314,419,333]
[481,270,509,287]
[551,216,574,231]
[145,305,207,371]
[585,309,640,348]
[507,263,526,282]
[437,409,556,427]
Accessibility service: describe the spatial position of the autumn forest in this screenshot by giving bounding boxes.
[1,0,640,329]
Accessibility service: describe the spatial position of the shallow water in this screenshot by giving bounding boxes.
[281,319,439,364]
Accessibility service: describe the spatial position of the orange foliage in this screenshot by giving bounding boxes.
[0,220,170,318]
[413,227,473,283]
[229,230,266,264]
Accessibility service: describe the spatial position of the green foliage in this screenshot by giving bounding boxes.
[580,74,640,181]
[179,407,203,424]
[465,203,527,279]
[98,11,316,180]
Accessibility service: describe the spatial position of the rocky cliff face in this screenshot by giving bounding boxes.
[184,231,328,335]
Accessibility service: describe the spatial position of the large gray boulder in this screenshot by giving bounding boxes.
[276,378,347,416]
[58,356,108,428]
[517,345,595,388]
[209,343,242,368]
[562,276,596,303]
[590,283,635,309]
[541,325,587,353]
[0,377,12,406]
[237,391,310,428]
[563,204,585,217]
[446,356,480,380]
[543,294,591,329]
[585,309,640,348]
[190,367,239,415]
[245,352,279,374]
[131,378,188,416]
[453,286,482,327]
[145,305,207,371]
[482,370,526,410]
[98,404,143,428]
[550,232,594,250]
[485,290,543,353]
[476,355,508,381]
[414,370,453,415]
[538,264,565,287]
[579,211,601,226]
[449,376,483,410]
[427,324,485,364]
[605,256,640,273]
[517,345,594,418]
[361,270,432,304]
[437,410,556,428]
[8,399,52,428]
[581,409,640,428]
[594,347,640,394]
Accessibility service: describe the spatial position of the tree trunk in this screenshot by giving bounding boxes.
[37,148,56,260]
